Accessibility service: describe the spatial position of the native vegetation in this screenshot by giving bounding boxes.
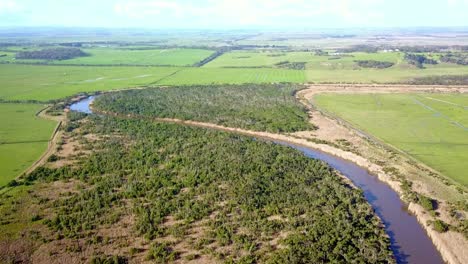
[15,47,89,60]
[355,60,394,69]
[1,113,394,263]
[93,84,315,133]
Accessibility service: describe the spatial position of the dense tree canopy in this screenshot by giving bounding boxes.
[25,114,394,263]
[93,84,315,133]
[15,47,88,60]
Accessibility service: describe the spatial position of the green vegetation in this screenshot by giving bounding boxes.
[94,84,314,133]
[0,103,57,186]
[440,53,468,66]
[15,47,88,60]
[432,220,449,233]
[7,114,393,262]
[314,93,468,186]
[407,75,468,85]
[51,48,214,66]
[355,60,395,69]
[0,64,180,101]
[404,53,438,68]
[157,67,306,85]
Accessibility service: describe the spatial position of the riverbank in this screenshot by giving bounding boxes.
[86,84,468,264]
[297,85,468,264]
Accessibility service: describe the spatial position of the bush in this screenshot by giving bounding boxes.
[146,242,179,263]
[355,60,394,69]
[433,220,449,233]
[16,47,88,60]
[418,195,435,211]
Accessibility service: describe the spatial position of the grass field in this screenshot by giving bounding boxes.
[306,65,468,83]
[0,64,181,101]
[0,103,57,186]
[158,67,306,85]
[205,51,404,68]
[51,48,214,66]
[314,93,468,186]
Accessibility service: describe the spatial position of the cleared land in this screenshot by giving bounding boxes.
[51,48,214,66]
[0,64,180,101]
[205,51,402,68]
[158,67,306,85]
[204,50,468,83]
[0,103,57,186]
[314,93,468,186]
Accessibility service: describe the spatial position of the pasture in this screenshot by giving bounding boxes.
[0,103,57,186]
[51,48,214,66]
[313,93,468,186]
[205,50,403,68]
[158,67,306,85]
[0,64,180,101]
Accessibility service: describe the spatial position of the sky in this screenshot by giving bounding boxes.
[0,0,467,29]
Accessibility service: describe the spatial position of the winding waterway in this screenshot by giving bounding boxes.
[70,97,445,264]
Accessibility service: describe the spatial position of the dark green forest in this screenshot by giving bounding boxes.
[93,84,315,133]
[355,60,394,69]
[15,47,89,60]
[17,114,393,263]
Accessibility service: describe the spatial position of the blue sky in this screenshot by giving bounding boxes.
[0,0,467,28]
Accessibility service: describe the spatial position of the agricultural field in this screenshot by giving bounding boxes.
[0,64,181,101]
[0,103,57,186]
[205,50,403,68]
[50,48,214,66]
[314,93,468,186]
[158,67,306,85]
[204,50,468,83]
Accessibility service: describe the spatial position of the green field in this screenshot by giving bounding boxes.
[1,48,214,66]
[205,51,403,68]
[0,103,57,186]
[51,48,214,66]
[0,64,181,101]
[158,67,306,85]
[204,50,467,83]
[314,93,468,185]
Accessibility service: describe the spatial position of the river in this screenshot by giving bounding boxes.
[70,97,445,264]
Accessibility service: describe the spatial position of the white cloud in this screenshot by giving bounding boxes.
[113,0,386,26]
[0,0,21,14]
[114,1,183,18]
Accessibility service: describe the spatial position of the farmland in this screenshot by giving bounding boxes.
[313,93,468,186]
[50,48,214,66]
[0,64,180,101]
[158,67,306,85]
[205,50,403,68]
[0,103,57,186]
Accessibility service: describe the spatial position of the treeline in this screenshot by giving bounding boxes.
[21,115,394,263]
[406,75,468,85]
[15,47,89,60]
[355,60,395,69]
[440,53,468,65]
[404,53,438,68]
[193,47,231,67]
[94,84,316,133]
[274,61,307,70]
[340,44,468,53]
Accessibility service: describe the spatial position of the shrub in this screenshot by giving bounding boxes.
[433,220,449,233]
